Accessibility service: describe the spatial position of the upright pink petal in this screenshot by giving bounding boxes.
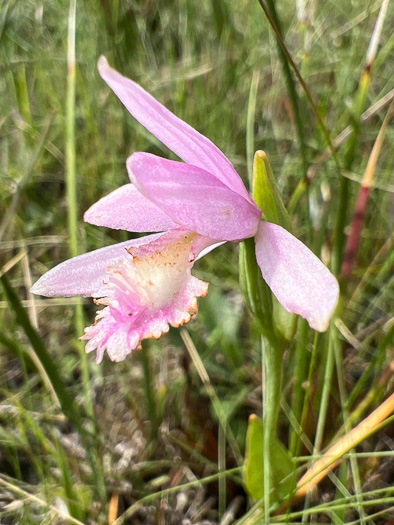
[84,184,177,232]
[30,233,167,298]
[98,56,253,203]
[127,152,261,241]
[254,222,339,332]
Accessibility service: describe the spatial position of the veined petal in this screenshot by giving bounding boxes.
[81,230,209,363]
[254,222,339,332]
[98,56,253,203]
[127,152,261,241]
[30,232,167,298]
[84,184,177,232]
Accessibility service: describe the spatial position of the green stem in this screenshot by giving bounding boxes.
[264,0,308,176]
[66,0,106,503]
[289,319,309,456]
[66,0,78,264]
[334,337,366,523]
[246,71,260,189]
[314,326,336,451]
[287,331,319,523]
[141,343,158,441]
[239,237,274,338]
[297,331,320,455]
[262,335,284,521]
[218,422,226,519]
[302,328,335,518]
[288,178,308,216]
[66,0,94,416]
[257,0,339,164]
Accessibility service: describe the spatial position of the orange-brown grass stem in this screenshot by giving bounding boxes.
[108,493,120,524]
[295,393,394,499]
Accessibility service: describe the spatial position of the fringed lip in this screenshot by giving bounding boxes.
[81,230,209,363]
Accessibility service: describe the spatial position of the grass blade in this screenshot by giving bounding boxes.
[66,0,95,418]
[1,274,81,427]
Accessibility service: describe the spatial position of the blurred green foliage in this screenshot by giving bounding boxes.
[0,0,393,523]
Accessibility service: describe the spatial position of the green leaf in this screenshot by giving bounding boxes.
[272,296,298,342]
[271,437,296,501]
[244,414,265,501]
[243,415,296,504]
[252,151,292,232]
[239,237,274,340]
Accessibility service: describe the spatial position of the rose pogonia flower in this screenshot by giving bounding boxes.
[31,57,339,363]
[32,229,215,363]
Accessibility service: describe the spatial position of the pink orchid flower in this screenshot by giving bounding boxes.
[31,57,339,363]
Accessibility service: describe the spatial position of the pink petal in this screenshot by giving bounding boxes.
[30,230,217,299]
[30,233,167,298]
[84,184,177,232]
[81,231,209,363]
[127,152,261,241]
[98,56,253,203]
[195,240,226,260]
[254,222,339,332]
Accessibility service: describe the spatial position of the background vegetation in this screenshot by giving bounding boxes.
[0,0,393,523]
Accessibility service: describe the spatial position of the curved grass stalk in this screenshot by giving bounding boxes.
[113,467,242,524]
[263,0,308,177]
[0,475,85,525]
[256,0,339,166]
[180,328,243,465]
